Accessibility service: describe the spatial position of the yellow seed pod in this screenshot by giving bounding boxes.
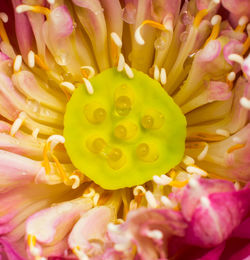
[114,84,134,116]
[141,109,165,130]
[84,102,107,124]
[136,142,159,162]
[114,121,138,140]
[107,148,126,170]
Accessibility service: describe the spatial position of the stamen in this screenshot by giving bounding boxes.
[10,112,26,136]
[83,78,94,95]
[47,0,55,4]
[28,51,35,68]
[73,246,89,260]
[135,20,170,45]
[47,134,65,151]
[182,155,195,166]
[234,181,240,190]
[228,54,244,65]
[153,65,160,81]
[32,128,40,139]
[169,180,189,188]
[226,72,236,89]
[16,5,51,18]
[81,66,95,79]
[216,129,230,137]
[193,9,209,28]
[117,53,125,72]
[145,229,163,240]
[69,175,80,189]
[133,185,146,196]
[51,153,67,181]
[42,142,51,175]
[0,17,10,43]
[227,143,245,153]
[153,174,172,185]
[161,196,174,208]
[27,234,40,257]
[204,15,221,46]
[111,32,122,48]
[240,97,250,109]
[0,12,8,23]
[235,16,248,32]
[145,191,157,208]
[13,55,22,72]
[34,55,49,70]
[82,187,95,198]
[61,81,75,94]
[242,35,250,55]
[124,63,134,79]
[93,193,100,206]
[186,165,208,176]
[160,68,167,85]
[233,136,242,143]
[197,142,209,161]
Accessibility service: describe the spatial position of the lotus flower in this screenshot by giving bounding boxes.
[0,0,249,259]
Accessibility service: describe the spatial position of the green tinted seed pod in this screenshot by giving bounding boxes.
[64,68,186,189]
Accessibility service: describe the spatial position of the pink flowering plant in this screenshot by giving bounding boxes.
[0,0,249,259]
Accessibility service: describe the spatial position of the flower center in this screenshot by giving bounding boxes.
[64,68,186,189]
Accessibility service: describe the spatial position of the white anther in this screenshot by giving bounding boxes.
[30,246,41,257]
[153,65,160,81]
[69,175,80,189]
[0,12,8,23]
[176,171,189,182]
[93,193,100,206]
[234,181,240,191]
[10,112,26,136]
[160,68,167,85]
[133,185,146,196]
[182,155,195,166]
[200,196,210,207]
[135,24,145,45]
[47,0,55,4]
[161,196,174,208]
[61,81,75,93]
[107,223,120,233]
[146,229,163,240]
[32,128,39,139]
[28,51,35,68]
[153,174,172,185]
[14,55,22,72]
[81,66,95,79]
[83,187,95,198]
[216,129,230,137]
[114,243,131,252]
[16,5,32,14]
[240,97,250,109]
[145,191,157,208]
[73,247,89,260]
[186,166,207,176]
[228,54,244,65]
[233,136,242,143]
[129,199,138,210]
[188,177,199,188]
[212,0,220,4]
[47,135,65,151]
[238,16,248,26]
[211,15,221,26]
[227,71,236,82]
[117,53,125,72]
[111,32,122,48]
[83,78,94,95]
[124,63,134,78]
[197,143,209,161]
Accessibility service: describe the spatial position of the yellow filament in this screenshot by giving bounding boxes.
[0,19,9,43]
[35,55,49,71]
[142,20,168,31]
[51,153,67,181]
[235,23,247,33]
[27,234,36,248]
[204,21,221,46]
[242,37,250,55]
[187,132,226,142]
[20,5,50,18]
[169,180,188,188]
[186,141,207,149]
[193,9,209,28]
[227,143,245,153]
[110,40,119,66]
[42,142,51,175]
